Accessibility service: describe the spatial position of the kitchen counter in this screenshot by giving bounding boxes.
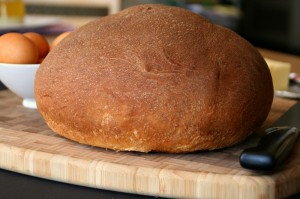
[259,48,300,73]
[0,89,299,199]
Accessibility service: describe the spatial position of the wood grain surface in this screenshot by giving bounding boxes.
[0,90,299,199]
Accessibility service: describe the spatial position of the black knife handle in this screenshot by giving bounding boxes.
[240,126,299,172]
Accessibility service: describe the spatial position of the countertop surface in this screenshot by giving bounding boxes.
[0,90,299,199]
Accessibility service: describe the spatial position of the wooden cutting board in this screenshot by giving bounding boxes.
[0,90,299,199]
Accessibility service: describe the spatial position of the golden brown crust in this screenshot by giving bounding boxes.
[34,4,273,153]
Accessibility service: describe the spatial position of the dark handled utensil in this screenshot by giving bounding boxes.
[240,101,300,172]
[240,126,299,171]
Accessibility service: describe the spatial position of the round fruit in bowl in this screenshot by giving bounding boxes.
[0,31,71,108]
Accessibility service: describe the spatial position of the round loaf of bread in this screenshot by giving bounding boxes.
[34,4,273,153]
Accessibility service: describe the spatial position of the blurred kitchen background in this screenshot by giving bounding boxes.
[21,0,300,55]
[0,0,298,55]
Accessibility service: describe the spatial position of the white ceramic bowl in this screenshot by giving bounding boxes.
[0,63,39,109]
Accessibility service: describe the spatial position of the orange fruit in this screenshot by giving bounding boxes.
[0,32,38,64]
[24,32,50,58]
[50,31,71,50]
